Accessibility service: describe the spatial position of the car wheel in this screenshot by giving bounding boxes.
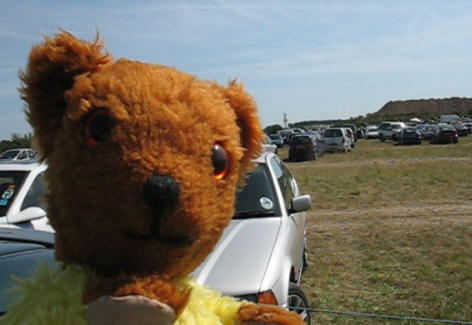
[288,283,311,325]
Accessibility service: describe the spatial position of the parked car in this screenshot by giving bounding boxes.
[364,125,379,139]
[430,123,458,144]
[463,121,472,134]
[0,151,312,323]
[0,148,37,162]
[323,128,352,153]
[0,227,55,315]
[344,128,355,148]
[278,129,303,144]
[288,132,324,161]
[0,161,50,231]
[438,114,461,124]
[378,121,407,142]
[262,134,278,154]
[269,134,284,148]
[335,124,358,141]
[417,124,437,140]
[398,127,422,145]
[451,122,469,137]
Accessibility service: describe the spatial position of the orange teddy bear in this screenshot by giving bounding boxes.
[2,31,305,325]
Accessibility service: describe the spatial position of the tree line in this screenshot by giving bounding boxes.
[0,133,33,153]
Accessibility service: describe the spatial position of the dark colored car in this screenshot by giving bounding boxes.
[417,125,437,140]
[430,124,458,144]
[398,127,421,145]
[269,134,284,148]
[0,228,55,315]
[289,133,324,161]
[462,121,472,134]
[451,122,469,137]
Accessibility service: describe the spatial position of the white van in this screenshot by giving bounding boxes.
[323,128,353,152]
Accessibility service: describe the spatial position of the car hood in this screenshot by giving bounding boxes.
[0,237,55,313]
[193,217,281,296]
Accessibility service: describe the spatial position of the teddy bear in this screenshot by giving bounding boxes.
[0,31,306,325]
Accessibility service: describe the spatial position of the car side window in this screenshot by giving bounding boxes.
[20,151,27,159]
[270,157,293,210]
[21,172,45,211]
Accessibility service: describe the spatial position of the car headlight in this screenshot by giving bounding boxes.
[235,290,279,305]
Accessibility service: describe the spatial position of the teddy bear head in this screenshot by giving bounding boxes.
[21,31,263,279]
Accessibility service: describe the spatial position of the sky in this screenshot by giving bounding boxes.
[1,0,472,139]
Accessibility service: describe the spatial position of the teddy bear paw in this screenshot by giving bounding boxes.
[85,295,176,325]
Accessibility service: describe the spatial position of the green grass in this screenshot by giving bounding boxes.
[283,137,472,324]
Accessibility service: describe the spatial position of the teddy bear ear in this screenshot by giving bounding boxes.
[220,80,264,176]
[20,31,113,159]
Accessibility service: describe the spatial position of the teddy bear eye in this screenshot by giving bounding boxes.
[212,144,229,180]
[84,109,116,145]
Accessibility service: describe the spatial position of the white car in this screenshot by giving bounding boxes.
[193,151,311,323]
[0,148,37,162]
[364,125,379,139]
[0,161,51,232]
[323,127,353,152]
[378,121,407,141]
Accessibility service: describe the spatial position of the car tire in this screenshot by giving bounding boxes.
[288,283,311,325]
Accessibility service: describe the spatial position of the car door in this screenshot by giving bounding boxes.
[270,156,305,281]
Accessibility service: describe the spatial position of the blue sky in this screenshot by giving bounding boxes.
[1,0,472,139]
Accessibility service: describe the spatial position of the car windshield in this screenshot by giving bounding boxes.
[21,172,45,211]
[324,129,343,137]
[233,164,279,218]
[0,171,28,216]
[0,150,19,160]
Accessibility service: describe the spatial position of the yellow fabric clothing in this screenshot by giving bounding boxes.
[0,263,242,325]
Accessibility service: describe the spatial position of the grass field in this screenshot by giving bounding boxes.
[282,137,472,324]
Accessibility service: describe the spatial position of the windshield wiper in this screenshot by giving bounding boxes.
[233,211,276,219]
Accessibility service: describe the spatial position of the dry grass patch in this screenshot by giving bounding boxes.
[284,137,472,324]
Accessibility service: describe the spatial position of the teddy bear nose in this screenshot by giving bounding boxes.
[143,174,180,211]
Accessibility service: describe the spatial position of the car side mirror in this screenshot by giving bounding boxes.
[6,207,47,224]
[291,194,312,213]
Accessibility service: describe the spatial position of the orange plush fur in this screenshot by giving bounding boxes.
[21,31,304,324]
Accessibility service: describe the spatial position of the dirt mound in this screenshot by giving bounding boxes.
[376,97,472,117]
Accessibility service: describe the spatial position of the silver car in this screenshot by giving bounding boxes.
[0,152,312,323]
[0,148,37,162]
[194,151,312,323]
